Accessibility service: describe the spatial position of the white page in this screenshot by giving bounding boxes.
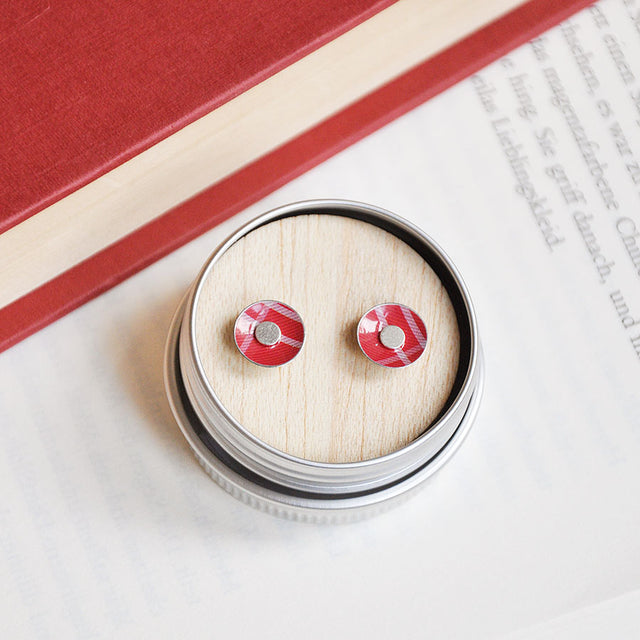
[501,590,640,639]
[1,0,639,637]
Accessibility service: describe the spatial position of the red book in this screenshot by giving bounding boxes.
[0,0,593,353]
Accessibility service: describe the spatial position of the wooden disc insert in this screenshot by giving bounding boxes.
[194,214,460,463]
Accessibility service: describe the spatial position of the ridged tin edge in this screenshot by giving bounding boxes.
[164,293,485,522]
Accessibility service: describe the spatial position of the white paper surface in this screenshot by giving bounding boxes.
[1,1,639,637]
[502,590,640,640]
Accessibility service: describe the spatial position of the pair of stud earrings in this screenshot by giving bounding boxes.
[233,300,427,368]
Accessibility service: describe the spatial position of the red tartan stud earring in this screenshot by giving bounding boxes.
[356,303,427,367]
[234,300,305,367]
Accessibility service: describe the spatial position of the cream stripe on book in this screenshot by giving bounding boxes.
[0,0,524,309]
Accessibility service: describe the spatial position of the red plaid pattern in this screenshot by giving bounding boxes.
[357,303,427,368]
[234,300,304,367]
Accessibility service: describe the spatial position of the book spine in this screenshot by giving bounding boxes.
[0,0,595,353]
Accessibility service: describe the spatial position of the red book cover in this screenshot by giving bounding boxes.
[0,0,594,353]
[0,0,395,232]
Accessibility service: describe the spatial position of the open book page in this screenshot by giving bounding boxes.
[1,0,639,637]
[502,590,640,639]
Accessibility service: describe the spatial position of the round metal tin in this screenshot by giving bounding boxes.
[164,200,484,521]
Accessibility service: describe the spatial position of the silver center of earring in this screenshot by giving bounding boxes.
[379,325,405,350]
[254,321,281,346]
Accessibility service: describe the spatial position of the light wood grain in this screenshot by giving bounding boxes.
[194,214,460,463]
[0,0,526,308]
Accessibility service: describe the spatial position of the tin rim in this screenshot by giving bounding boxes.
[176,200,482,496]
[164,292,484,520]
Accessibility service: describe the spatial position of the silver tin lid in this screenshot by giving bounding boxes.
[164,200,484,521]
